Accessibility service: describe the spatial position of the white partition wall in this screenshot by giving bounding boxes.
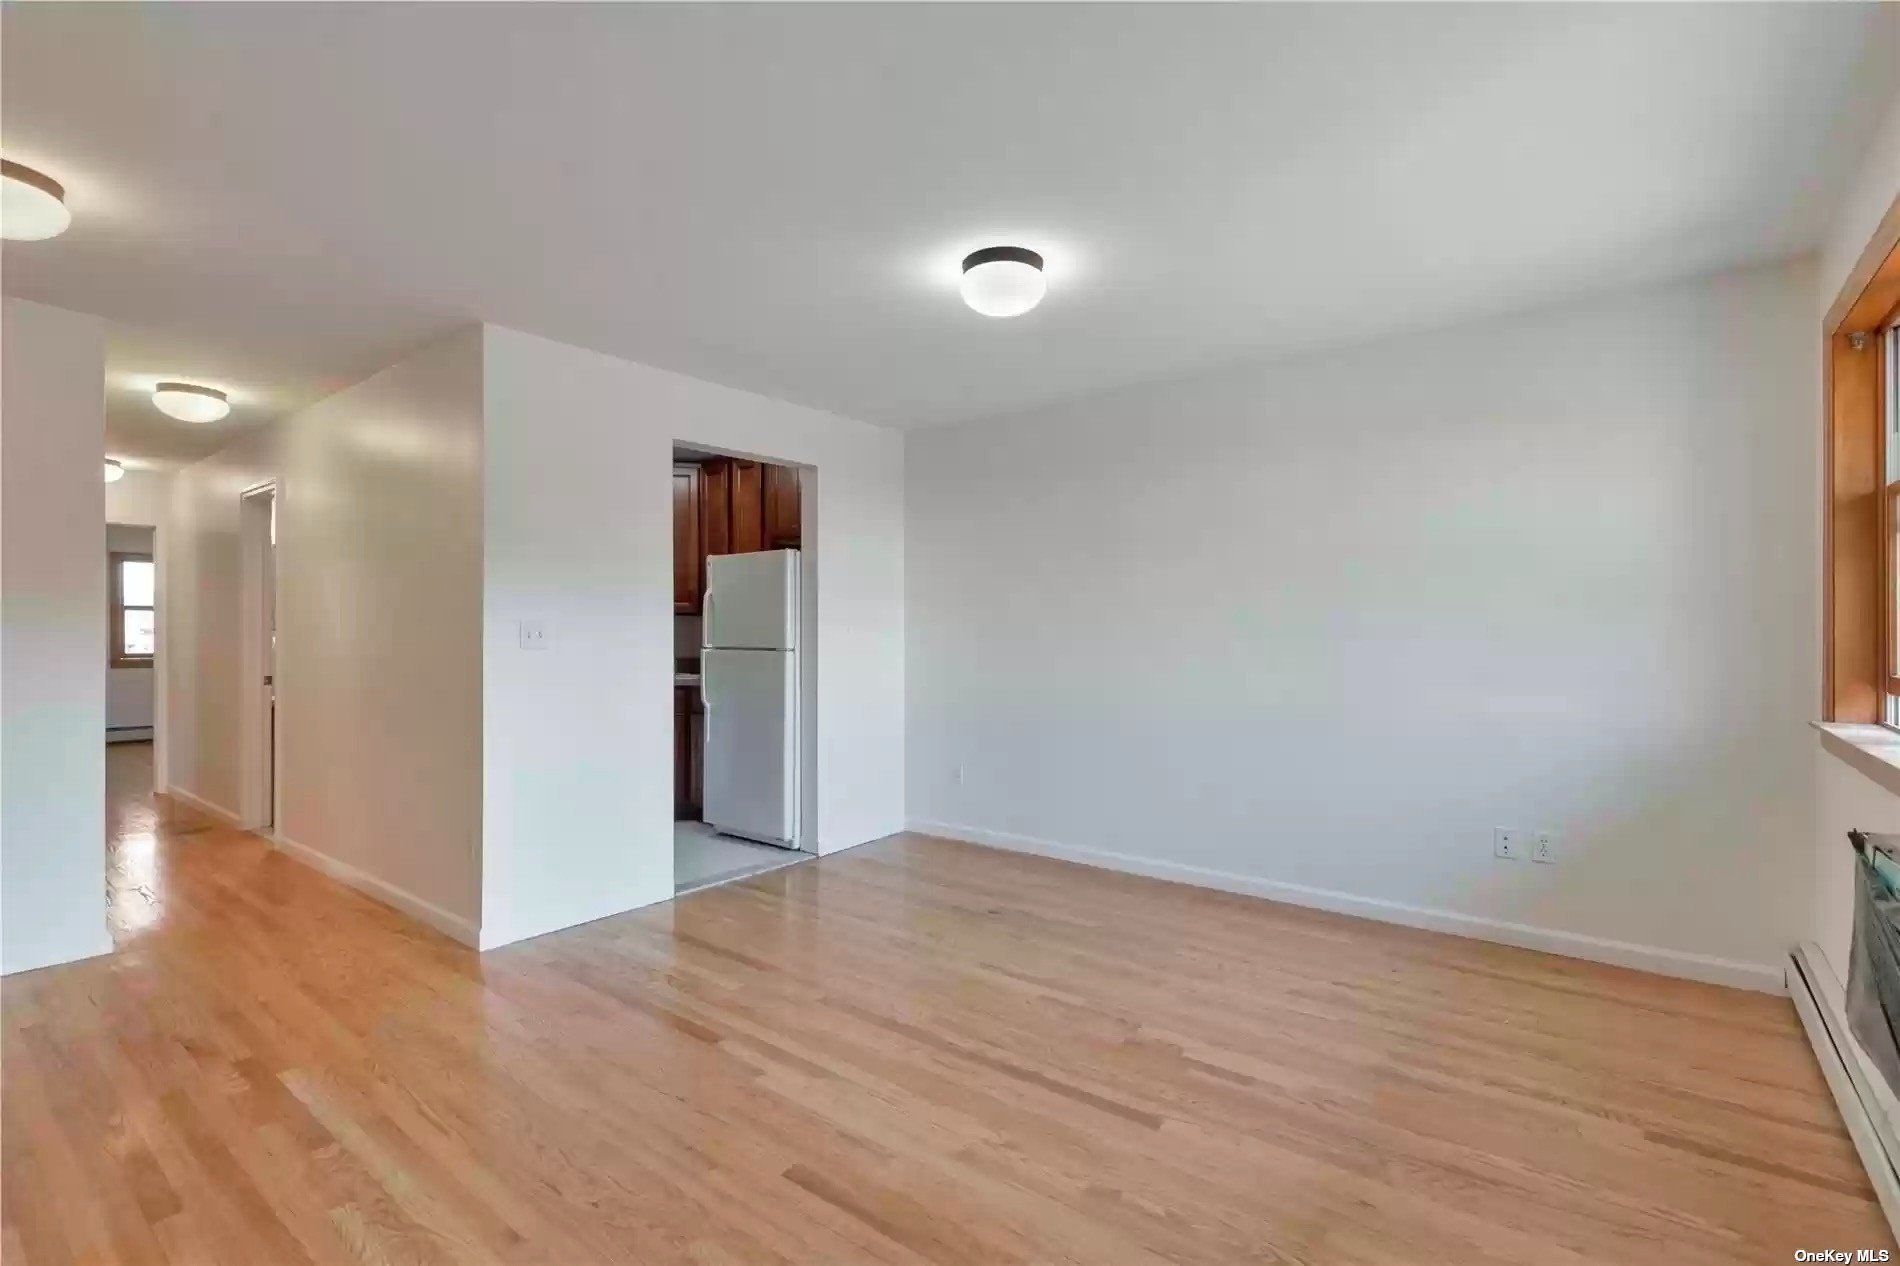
[1,298,112,975]
[157,322,903,954]
[165,330,486,943]
[479,325,905,950]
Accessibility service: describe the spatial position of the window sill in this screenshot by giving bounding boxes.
[1815,721,1900,800]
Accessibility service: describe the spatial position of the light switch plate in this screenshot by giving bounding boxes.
[1494,827,1524,861]
[518,620,549,651]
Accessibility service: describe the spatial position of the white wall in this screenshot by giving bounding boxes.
[106,523,155,738]
[1,298,112,974]
[168,329,485,940]
[907,259,1816,988]
[1819,16,1900,324]
[1811,71,1900,979]
[166,428,272,818]
[106,467,171,528]
[481,325,905,949]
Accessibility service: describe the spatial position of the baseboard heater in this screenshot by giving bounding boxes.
[1789,941,1900,1238]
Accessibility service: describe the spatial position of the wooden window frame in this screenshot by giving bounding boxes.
[1826,186,1900,725]
[110,550,155,670]
[1885,322,1900,721]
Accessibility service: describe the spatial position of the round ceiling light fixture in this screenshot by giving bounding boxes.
[152,382,230,423]
[960,246,1046,318]
[1,159,72,241]
[103,458,125,483]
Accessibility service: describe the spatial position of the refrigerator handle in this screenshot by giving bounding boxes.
[701,591,712,647]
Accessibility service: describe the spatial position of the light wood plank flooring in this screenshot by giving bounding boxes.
[2,743,1891,1264]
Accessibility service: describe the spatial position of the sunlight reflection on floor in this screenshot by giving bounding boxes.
[107,830,162,935]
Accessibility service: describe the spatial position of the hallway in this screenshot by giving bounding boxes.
[97,743,419,952]
[1,746,1889,1264]
[104,742,224,942]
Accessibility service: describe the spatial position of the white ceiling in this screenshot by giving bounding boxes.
[3,3,1896,462]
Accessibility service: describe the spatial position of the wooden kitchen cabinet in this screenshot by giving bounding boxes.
[677,458,801,615]
[699,461,730,562]
[673,463,701,614]
[727,461,766,553]
[675,684,701,819]
[764,463,801,549]
[689,707,703,812]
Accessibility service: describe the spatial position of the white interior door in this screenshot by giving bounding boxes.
[238,485,277,831]
[702,648,796,845]
[704,550,797,650]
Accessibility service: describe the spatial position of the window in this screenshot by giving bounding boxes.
[1825,224,1900,726]
[111,552,155,668]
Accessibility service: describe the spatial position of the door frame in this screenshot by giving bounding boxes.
[672,442,817,854]
[237,482,278,832]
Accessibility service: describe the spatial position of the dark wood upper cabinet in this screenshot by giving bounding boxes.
[672,463,701,614]
[677,457,801,614]
[728,461,765,554]
[764,463,801,550]
[700,462,731,552]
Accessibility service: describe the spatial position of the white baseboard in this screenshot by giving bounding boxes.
[814,833,878,859]
[272,833,480,948]
[909,819,1783,994]
[165,784,244,827]
[1789,943,1900,1240]
[155,786,478,949]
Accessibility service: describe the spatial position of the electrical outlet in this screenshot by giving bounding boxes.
[518,620,549,651]
[1532,831,1559,864]
[1494,827,1524,860]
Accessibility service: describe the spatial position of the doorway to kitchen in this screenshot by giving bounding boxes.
[671,446,814,894]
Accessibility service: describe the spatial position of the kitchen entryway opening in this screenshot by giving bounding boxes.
[671,445,815,894]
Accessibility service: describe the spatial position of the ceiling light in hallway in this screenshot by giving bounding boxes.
[152,382,230,423]
[960,246,1046,318]
[104,459,124,483]
[0,159,71,240]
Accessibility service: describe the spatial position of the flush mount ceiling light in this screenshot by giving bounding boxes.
[1,159,71,241]
[103,458,124,483]
[152,382,230,424]
[960,246,1046,318]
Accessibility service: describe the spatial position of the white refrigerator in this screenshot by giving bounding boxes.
[701,549,799,848]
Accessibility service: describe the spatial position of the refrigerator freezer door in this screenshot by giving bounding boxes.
[704,549,797,651]
[701,648,797,846]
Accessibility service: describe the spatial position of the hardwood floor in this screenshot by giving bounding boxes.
[2,743,1890,1264]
